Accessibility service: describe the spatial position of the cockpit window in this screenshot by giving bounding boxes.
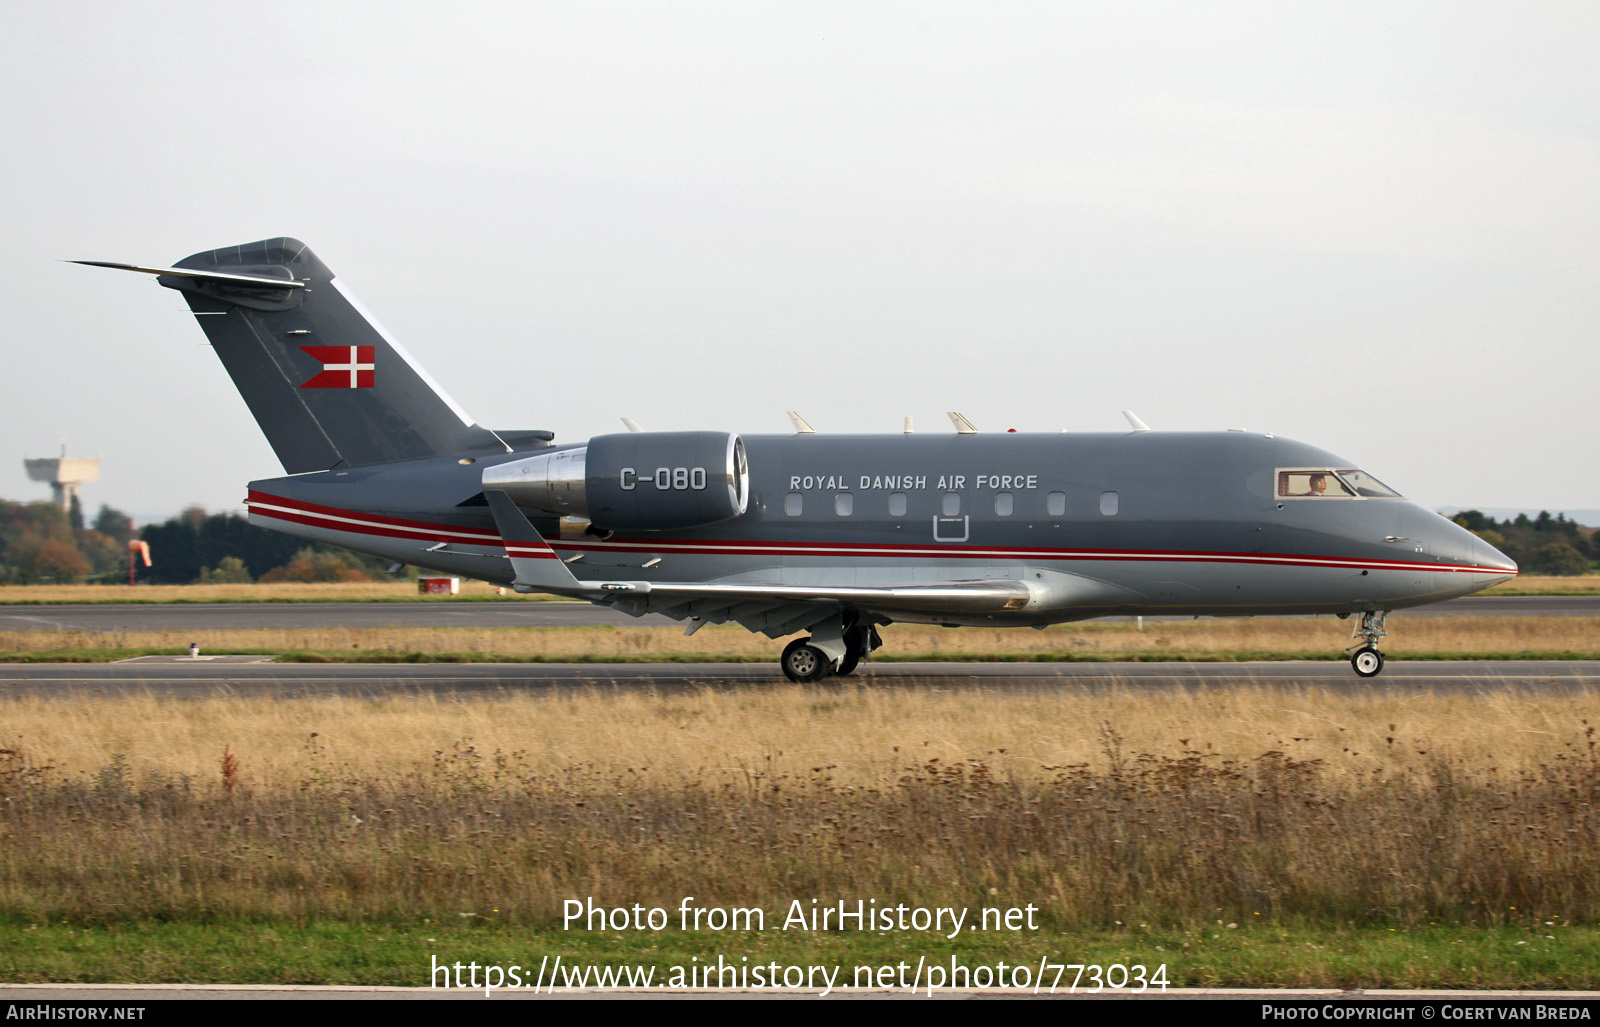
[1276,468,1401,499]
[1335,469,1401,498]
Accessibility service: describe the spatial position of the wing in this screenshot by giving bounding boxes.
[484,490,1031,636]
[596,580,1031,637]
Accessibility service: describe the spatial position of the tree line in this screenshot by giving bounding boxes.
[0,498,387,584]
[1452,510,1597,575]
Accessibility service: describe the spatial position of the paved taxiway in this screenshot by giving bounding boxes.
[2,660,1595,698]
[0,595,1591,633]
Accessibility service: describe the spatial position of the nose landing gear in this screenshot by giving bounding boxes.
[1346,610,1389,678]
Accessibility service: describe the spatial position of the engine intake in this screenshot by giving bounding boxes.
[481,431,749,531]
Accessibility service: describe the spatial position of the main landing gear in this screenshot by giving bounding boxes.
[779,615,882,682]
[780,637,829,682]
[1346,610,1389,678]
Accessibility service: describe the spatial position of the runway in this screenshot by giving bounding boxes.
[2,659,1596,699]
[0,595,1592,632]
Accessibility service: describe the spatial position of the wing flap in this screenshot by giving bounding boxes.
[591,580,1032,612]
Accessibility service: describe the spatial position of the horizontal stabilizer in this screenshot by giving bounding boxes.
[69,261,305,289]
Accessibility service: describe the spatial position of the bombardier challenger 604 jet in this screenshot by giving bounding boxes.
[80,238,1517,680]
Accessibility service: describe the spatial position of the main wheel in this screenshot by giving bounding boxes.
[1351,646,1384,678]
[781,637,832,682]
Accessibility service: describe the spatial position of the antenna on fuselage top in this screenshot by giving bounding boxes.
[903,416,914,436]
[947,411,977,435]
[621,417,643,432]
[1122,410,1152,433]
[787,411,816,435]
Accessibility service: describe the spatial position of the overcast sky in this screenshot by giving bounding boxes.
[3,2,1596,521]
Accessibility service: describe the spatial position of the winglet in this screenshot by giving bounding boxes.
[484,490,584,595]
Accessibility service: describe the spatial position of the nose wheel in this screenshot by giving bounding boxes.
[1346,611,1389,677]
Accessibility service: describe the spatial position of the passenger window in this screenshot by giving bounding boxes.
[834,493,853,516]
[1100,491,1119,516]
[888,492,907,517]
[1046,491,1066,516]
[994,492,1013,516]
[941,492,961,517]
[784,492,803,516]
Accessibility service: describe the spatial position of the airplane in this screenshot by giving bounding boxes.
[77,237,1518,680]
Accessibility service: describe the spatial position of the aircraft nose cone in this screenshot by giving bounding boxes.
[1471,533,1518,579]
[1426,510,1516,593]
[1435,514,1517,591]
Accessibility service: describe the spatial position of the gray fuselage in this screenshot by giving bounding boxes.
[245,429,1515,626]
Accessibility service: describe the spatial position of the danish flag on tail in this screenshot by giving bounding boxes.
[300,345,375,389]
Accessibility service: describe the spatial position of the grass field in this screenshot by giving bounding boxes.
[0,580,547,603]
[4,685,1600,987]
[3,576,1595,987]
[0,574,1594,604]
[1,615,1597,663]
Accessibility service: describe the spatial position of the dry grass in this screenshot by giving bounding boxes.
[5,685,1591,785]
[0,581,550,603]
[0,615,1596,661]
[3,686,1599,927]
[1486,574,1600,595]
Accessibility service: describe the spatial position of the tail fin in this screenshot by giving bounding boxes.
[81,238,521,473]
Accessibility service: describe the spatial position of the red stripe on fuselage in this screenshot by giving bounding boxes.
[244,490,1512,576]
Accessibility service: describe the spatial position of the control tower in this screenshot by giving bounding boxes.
[24,446,99,511]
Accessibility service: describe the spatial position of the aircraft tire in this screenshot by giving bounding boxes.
[781,638,832,682]
[1351,646,1384,678]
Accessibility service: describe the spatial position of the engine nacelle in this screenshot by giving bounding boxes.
[481,431,749,531]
